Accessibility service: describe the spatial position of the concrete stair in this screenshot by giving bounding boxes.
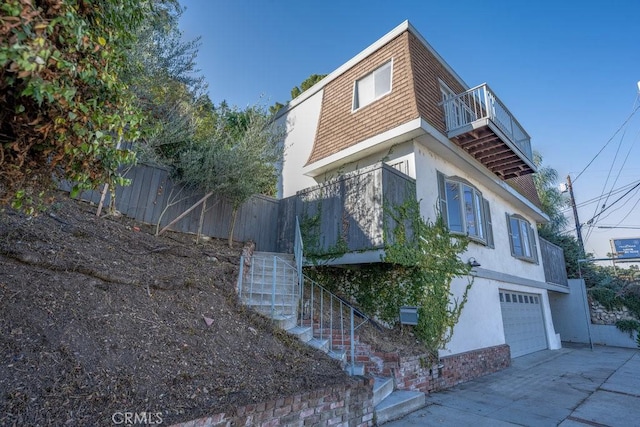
[373,377,426,425]
[241,252,350,368]
[241,252,425,421]
[241,252,298,318]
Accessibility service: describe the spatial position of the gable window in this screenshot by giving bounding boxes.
[353,60,392,110]
[437,172,493,246]
[506,214,538,263]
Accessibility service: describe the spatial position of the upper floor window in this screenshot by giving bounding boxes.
[437,172,493,246]
[506,214,538,263]
[352,60,392,111]
[439,80,455,102]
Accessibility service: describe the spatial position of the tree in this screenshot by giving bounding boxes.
[269,74,327,115]
[290,74,327,99]
[175,104,285,246]
[0,0,168,210]
[124,1,206,165]
[532,151,569,236]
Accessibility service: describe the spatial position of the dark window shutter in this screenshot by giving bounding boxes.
[484,199,494,248]
[530,224,539,264]
[437,171,447,227]
[506,213,515,256]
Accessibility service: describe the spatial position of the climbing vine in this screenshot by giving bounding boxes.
[614,319,640,349]
[306,197,473,361]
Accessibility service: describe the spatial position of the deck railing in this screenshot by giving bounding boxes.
[442,83,533,162]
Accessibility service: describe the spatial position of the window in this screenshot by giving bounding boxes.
[506,214,538,263]
[437,172,493,246]
[353,60,392,110]
[439,80,473,129]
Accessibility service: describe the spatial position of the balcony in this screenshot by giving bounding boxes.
[442,84,535,180]
[539,238,568,290]
[276,163,416,264]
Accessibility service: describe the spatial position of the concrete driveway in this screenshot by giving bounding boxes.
[385,344,639,427]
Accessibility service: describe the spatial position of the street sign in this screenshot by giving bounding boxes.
[611,238,640,261]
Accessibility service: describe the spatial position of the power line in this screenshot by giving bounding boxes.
[585,128,627,242]
[609,189,640,229]
[560,179,640,213]
[573,101,640,184]
[583,181,640,227]
[596,185,640,224]
[584,125,640,243]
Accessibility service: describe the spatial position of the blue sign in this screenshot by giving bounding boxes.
[612,238,640,260]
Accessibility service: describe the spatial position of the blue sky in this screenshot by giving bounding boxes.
[179,0,640,259]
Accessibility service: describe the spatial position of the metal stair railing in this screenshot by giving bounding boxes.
[236,218,370,375]
[299,274,369,374]
[294,217,369,375]
[237,254,299,319]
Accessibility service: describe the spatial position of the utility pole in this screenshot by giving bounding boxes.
[567,175,585,254]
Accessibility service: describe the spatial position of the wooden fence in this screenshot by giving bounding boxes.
[540,237,569,287]
[62,163,281,251]
[61,162,568,280]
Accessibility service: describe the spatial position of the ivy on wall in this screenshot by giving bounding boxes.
[304,196,473,362]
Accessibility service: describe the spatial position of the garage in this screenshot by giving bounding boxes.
[499,290,548,358]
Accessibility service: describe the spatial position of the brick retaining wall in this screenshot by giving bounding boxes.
[170,377,374,427]
[358,343,511,394]
[170,343,510,426]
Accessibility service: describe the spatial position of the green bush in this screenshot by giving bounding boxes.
[615,319,640,337]
[589,287,623,311]
[305,198,472,362]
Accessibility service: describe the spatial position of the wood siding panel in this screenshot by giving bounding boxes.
[408,32,466,136]
[279,164,416,255]
[308,32,419,164]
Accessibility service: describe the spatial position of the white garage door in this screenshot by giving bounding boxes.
[499,290,548,358]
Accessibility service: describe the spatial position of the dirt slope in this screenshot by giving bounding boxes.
[0,193,351,426]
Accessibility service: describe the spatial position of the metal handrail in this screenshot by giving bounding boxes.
[236,219,370,375]
[238,254,299,319]
[442,83,532,161]
[294,217,369,375]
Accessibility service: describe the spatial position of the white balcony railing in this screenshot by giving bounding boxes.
[442,84,533,162]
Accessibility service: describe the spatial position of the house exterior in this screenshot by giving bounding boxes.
[275,21,567,361]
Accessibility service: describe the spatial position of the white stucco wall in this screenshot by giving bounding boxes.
[412,143,546,284]
[409,141,559,357]
[441,278,561,356]
[314,141,417,182]
[276,90,325,198]
[549,279,638,348]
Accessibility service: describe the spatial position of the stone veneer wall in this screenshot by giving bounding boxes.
[170,377,374,427]
[589,299,636,325]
